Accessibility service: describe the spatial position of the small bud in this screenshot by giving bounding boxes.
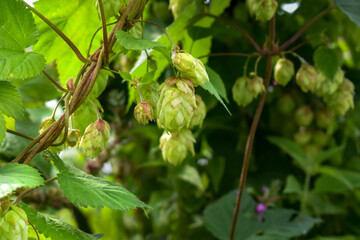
[159,129,195,166]
[39,116,55,134]
[255,0,278,22]
[296,63,317,92]
[172,52,209,87]
[66,77,75,90]
[189,95,207,129]
[67,129,81,147]
[79,119,111,158]
[274,58,294,86]
[248,73,265,98]
[293,128,312,145]
[157,77,196,132]
[232,76,254,107]
[134,100,155,124]
[0,205,28,240]
[294,105,314,127]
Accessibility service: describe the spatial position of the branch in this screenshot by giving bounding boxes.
[229,17,276,240]
[28,220,40,240]
[97,0,109,65]
[6,129,34,141]
[22,1,91,64]
[278,6,334,52]
[87,22,117,57]
[42,70,68,92]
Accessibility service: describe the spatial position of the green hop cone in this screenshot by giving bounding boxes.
[39,117,65,152]
[294,105,314,127]
[159,129,195,166]
[189,95,207,129]
[67,129,81,148]
[232,76,254,107]
[255,0,278,22]
[327,90,354,116]
[248,73,265,98]
[247,0,258,16]
[293,128,312,145]
[316,108,334,129]
[172,52,209,87]
[0,205,28,240]
[134,100,155,125]
[79,119,111,158]
[314,69,344,96]
[296,63,317,92]
[157,77,196,132]
[274,58,294,86]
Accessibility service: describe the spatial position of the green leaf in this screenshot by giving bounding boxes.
[268,136,309,172]
[0,0,45,80]
[335,0,360,28]
[176,165,204,191]
[283,174,303,195]
[141,71,155,84]
[72,100,99,135]
[20,204,98,240]
[33,0,102,84]
[205,65,229,103]
[118,70,132,81]
[313,145,344,164]
[96,0,125,21]
[46,151,148,210]
[316,166,354,190]
[116,30,170,62]
[0,114,5,146]
[0,81,24,119]
[90,69,111,98]
[313,46,341,80]
[0,163,44,198]
[203,80,231,115]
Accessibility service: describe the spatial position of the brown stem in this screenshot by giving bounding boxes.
[6,129,34,141]
[42,70,68,92]
[14,177,58,205]
[278,6,334,52]
[284,35,321,53]
[22,1,91,64]
[198,52,259,59]
[28,220,40,240]
[97,0,109,65]
[87,22,117,57]
[229,17,276,240]
[204,13,264,55]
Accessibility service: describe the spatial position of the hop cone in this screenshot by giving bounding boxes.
[79,119,111,158]
[159,129,195,166]
[232,76,254,107]
[0,205,28,240]
[294,105,314,127]
[248,73,265,98]
[169,0,192,19]
[314,69,344,96]
[274,58,294,86]
[67,129,81,147]
[172,52,209,87]
[157,77,196,132]
[326,80,355,116]
[255,0,278,22]
[39,117,65,152]
[189,95,207,129]
[134,100,155,125]
[296,63,317,92]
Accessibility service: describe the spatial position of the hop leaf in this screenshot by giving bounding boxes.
[79,119,111,158]
[274,58,294,86]
[232,76,254,107]
[157,77,196,132]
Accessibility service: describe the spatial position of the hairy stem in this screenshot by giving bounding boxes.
[42,70,68,92]
[22,1,91,64]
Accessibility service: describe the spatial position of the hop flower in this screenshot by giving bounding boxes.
[0,205,28,240]
[254,0,278,22]
[294,105,314,127]
[172,52,209,87]
[248,73,265,98]
[274,58,294,86]
[189,95,207,129]
[296,63,317,92]
[67,129,81,147]
[79,119,111,158]
[159,129,195,166]
[134,100,155,125]
[232,76,254,107]
[157,77,196,132]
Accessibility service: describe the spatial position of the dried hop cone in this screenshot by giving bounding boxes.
[157,77,197,132]
[172,51,209,87]
[232,76,254,107]
[79,119,111,158]
[0,205,28,240]
[189,95,207,129]
[274,58,294,86]
[248,73,265,98]
[67,129,81,147]
[255,0,278,22]
[296,63,318,92]
[134,100,155,125]
[159,129,195,166]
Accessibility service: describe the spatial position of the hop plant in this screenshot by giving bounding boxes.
[134,100,155,125]
[159,129,195,166]
[189,95,207,129]
[67,129,81,147]
[294,105,314,127]
[274,58,294,86]
[172,51,209,87]
[79,119,111,158]
[157,77,197,132]
[232,76,254,107]
[248,73,265,98]
[0,205,28,240]
[296,63,317,92]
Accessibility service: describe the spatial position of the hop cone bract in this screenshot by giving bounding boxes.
[189,95,207,129]
[0,205,28,240]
